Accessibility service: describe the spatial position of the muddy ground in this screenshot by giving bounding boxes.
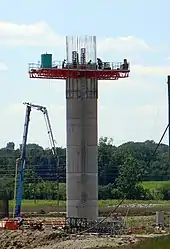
[1,203,169,249]
[0,230,139,249]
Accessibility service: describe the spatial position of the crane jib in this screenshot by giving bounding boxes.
[14,102,59,218]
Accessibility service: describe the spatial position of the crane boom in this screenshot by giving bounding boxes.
[43,108,60,207]
[14,102,60,218]
[24,103,60,193]
[43,109,57,157]
[23,102,58,159]
[15,105,31,217]
[15,103,59,217]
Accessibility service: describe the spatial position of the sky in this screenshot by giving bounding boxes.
[0,0,170,149]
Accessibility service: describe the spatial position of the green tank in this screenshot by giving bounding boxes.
[41,53,52,68]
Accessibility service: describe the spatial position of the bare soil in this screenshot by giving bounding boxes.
[0,230,139,249]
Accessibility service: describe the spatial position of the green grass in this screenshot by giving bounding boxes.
[127,215,155,227]
[9,199,169,209]
[95,235,170,249]
[133,236,170,249]
[8,181,170,210]
[98,199,169,207]
[141,181,170,190]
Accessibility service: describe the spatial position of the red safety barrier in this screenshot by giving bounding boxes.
[5,220,19,230]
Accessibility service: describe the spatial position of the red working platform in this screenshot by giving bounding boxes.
[28,61,130,80]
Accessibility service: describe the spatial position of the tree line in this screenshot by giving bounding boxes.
[0,137,170,201]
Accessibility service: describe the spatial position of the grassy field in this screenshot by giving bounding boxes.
[9,198,170,216]
[9,199,170,209]
[97,235,170,249]
[141,181,170,190]
[8,181,170,213]
[132,236,170,249]
[9,180,170,209]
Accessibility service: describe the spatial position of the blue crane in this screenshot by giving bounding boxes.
[15,104,31,217]
[14,102,59,218]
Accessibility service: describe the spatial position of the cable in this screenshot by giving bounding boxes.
[1,124,169,235]
[22,124,168,236]
[72,123,169,235]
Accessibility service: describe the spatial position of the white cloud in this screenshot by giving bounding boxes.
[0,102,66,148]
[98,36,150,54]
[99,63,169,96]
[99,101,168,146]
[0,102,110,149]
[0,20,168,147]
[0,61,168,146]
[6,103,25,113]
[0,78,168,149]
[0,20,150,57]
[0,21,64,46]
[0,61,8,70]
[132,64,170,76]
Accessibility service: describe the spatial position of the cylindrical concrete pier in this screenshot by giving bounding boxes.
[66,77,98,220]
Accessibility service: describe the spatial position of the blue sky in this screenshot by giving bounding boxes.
[0,0,169,149]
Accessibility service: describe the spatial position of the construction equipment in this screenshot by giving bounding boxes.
[15,104,31,217]
[14,102,59,218]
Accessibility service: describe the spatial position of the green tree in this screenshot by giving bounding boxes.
[116,154,143,199]
[0,138,169,201]
[98,137,118,185]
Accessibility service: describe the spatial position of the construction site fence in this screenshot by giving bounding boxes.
[2,212,170,235]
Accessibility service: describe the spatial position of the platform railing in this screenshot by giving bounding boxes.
[28,61,130,71]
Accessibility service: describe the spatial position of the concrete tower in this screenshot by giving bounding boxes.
[66,36,98,220]
[28,35,130,221]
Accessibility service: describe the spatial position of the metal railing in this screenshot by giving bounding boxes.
[29,61,130,71]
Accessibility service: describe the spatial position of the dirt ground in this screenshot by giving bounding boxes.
[0,208,168,249]
[0,230,139,249]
